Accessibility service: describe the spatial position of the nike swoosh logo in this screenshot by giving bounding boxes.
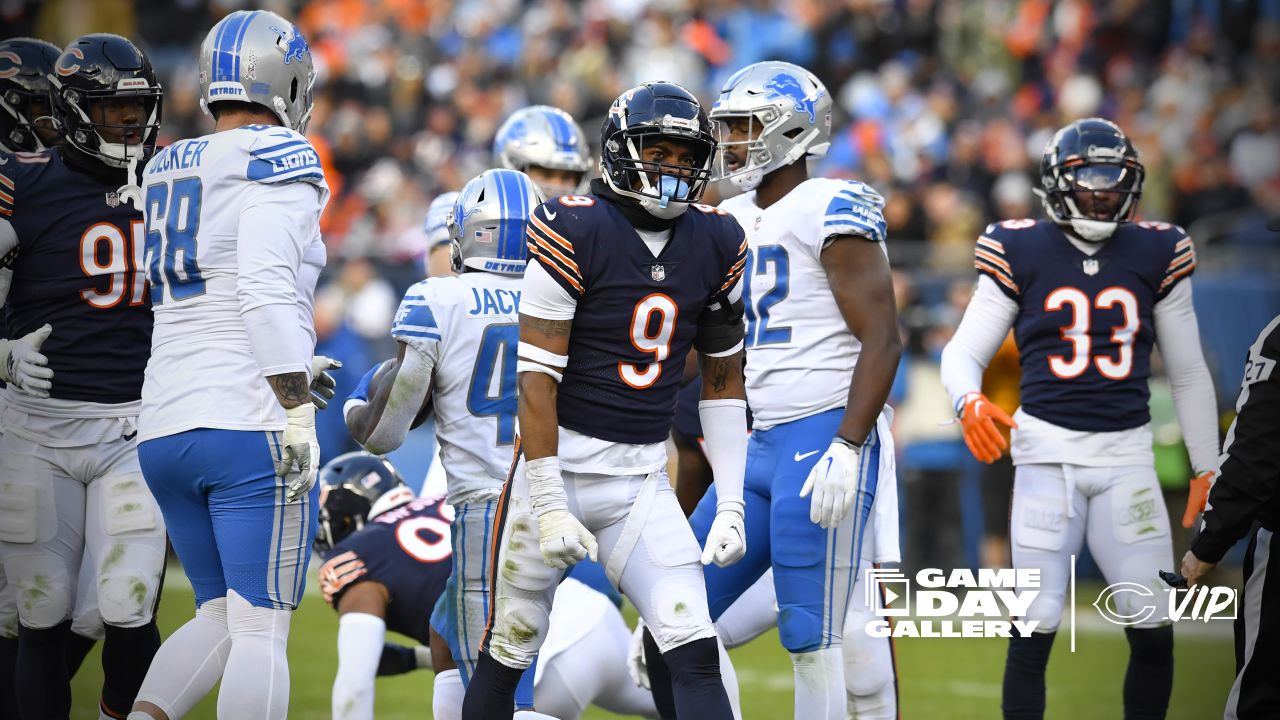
[794,450,820,462]
[123,431,138,441]
[544,208,557,221]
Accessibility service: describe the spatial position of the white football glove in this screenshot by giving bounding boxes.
[308,355,342,409]
[277,403,320,503]
[701,500,746,567]
[0,323,54,398]
[537,509,598,570]
[628,619,651,689]
[799,438,862,529]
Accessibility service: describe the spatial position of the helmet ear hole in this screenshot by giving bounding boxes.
[782,127,804,139]
[290,77,297,103]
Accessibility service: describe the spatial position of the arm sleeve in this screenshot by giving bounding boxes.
[940,275,1020,412]
[363,342,436,456]
[0,217,16,268]
[519,258,578,321]
[1152,279,1220,474]
[333,612,386,720]
[237,181,325,378]
[1192,317,1280,563]
[699,400,748,508]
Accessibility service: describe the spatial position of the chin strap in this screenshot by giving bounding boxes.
[117,152,143,211]
[1068,218,1119,241]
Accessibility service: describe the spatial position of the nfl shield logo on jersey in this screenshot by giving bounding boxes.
[651,264,666,282]
[105,191,121,208]
[1083,258,1100,276]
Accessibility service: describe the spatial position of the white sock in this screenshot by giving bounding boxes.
[791,647,845,720]
[217,590,293,719]
[129,597,231,720]
[717,635,743,720]
[333,613,385,720]
[432,668,464,720]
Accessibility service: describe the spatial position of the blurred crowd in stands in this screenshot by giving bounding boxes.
[13,0,1279,570]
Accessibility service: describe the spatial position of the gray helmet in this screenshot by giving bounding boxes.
[709,61,832,192]
[448,169,543,276]
[424,191,460,248]
[493,105,593,197]
[198,10,316,133]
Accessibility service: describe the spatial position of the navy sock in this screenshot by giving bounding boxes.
[0,635,16,711]
[1123,626,1173,720]
[662,636,733,720]
[376,642,420,676]
[642,627,678,719]
[461,651,525,720]
[1002,630,1056,719]
[100,621,160,717]
[64,630,97,677]
[17,620,72,720]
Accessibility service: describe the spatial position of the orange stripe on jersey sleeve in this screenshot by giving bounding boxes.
[974,248,1013,275]
[976,236,1004,253]
[526,224,581,274]
[528,214,575,254]
[975,260,1019,294]
[527,238,584,293]
[526,228,583,278]
[0,173,13,191]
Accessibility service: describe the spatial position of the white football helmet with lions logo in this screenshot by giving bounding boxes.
[709,61,832,193]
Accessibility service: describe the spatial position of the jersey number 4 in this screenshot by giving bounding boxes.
[469,323,518,445]
[1045,287,1139,379]
[143,177,207,304]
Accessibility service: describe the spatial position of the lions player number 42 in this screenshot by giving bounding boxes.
[143,177,207,303]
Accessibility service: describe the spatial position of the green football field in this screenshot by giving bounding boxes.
[70,573,1237,719]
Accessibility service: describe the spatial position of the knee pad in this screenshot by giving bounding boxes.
[842,604,893,696]
[489,501,557,668]
[96,544,164,627]
[0,478,41,544]
[7,554,72,629]
[225,590,291,642]
[644,572,717,653]
[0,578,18,640]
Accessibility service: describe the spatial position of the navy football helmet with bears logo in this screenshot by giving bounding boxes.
[0,37,62,152]
[599,81,716,220]
[48,33,162,169]
[315,452,414,552]
[1037,117,1144,241]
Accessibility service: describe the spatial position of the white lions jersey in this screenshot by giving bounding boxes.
[138,126,328,441]
[392,272,521,505]
[719,178,887,430]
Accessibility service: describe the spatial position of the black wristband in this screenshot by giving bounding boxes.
[833,435,862,451]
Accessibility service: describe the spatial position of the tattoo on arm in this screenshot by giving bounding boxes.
[267,371,311,409]
[699,351,746,400]
[521,315,572,338]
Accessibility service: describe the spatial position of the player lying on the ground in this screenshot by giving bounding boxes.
[940,117,1219,720]
[316,452,658,720]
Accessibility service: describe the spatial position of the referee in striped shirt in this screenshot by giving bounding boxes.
[1180,288,1280,716]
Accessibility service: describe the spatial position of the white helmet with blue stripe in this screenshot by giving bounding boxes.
[709,61,832,192]
[198,10,316,133]
[493,105,592,197]
[448,169,543,276]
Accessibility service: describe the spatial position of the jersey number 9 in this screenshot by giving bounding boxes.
[619,293,678,389]
[143,177,207,304]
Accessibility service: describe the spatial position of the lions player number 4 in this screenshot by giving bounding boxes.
[619,293,678,389]
[1045,286,1139,379]
[469,323,519,445]
[143,177,207,303]
[79,220,148,308]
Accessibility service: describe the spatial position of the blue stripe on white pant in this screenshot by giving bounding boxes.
[138,428,319,609]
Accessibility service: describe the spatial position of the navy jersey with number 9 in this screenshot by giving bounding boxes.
[525,193,747,444]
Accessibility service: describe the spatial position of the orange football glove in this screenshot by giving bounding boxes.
[1181,471,1214,529]
[960,392,1018,464]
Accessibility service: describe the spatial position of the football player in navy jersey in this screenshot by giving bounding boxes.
[313,452,456,719]
[0,34,167,719]
[462,82,749,720]
[941,118,1219,720]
